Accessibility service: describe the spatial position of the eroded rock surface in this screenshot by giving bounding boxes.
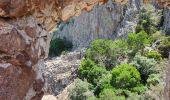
[0,0,109,31]
[0,16,50,100]
[54,0,141,49]
[43,49,85,96]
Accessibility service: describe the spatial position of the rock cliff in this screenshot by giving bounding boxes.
[54,0,141,49]
[0,0,107,99]
[0,0,169,100]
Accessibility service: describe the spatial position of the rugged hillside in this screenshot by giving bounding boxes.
[0,0,170,100]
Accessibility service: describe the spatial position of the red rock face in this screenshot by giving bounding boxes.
[0,16,49,100]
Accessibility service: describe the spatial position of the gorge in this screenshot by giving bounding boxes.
[0,0,170,100]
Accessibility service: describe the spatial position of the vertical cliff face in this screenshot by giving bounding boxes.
[116,0,142,37]
[54,0,142,49]
[163,8,170,34]
[54,0,123,49]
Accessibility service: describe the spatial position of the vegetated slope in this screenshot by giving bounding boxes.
[68,4,170,100]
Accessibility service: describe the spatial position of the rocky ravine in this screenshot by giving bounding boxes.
[0,0,170,100]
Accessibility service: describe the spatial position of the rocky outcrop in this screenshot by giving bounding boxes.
[0,0,169,31]
[0,16,50,100]
[144,0,170,7]
[54,0,142,49]
[163,8,170,35]
[43,49,85,96]
[0,0,109,31]
[115,0,141,37]
[54,0,123,49]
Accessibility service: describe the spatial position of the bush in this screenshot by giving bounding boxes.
[79,59,107,85]
[127,31,150,57]
[49,38,72,57]
[99,88,126,100]
[131,54,158,83]
[68,79,95,100]
[136,4,162,34]
[145,51,162,61]
[157,36,170,58]
[113,89,143,100]
[147,74,161,86]
[131,84,147,94]
[94,73,112,95]
[151,31,162,42]
[97,73,112,90]
[86,39,128,69]
[111,64,141,89]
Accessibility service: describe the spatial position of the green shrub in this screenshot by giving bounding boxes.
[86,39,113,67]
[111,64,141,89]
[131,84,147,94]
[127,31,150,58]
[97,73,112,90]
[86,39,128,69]
[147,74,161,86]
[68,79,95,100]
[136,4,162,34]
[151,31,162,42]
[157,36,170,58]
[131,54,158,83]
[94,73,112,95]
[79,59,107,85]
[99,88,126,100]
[49,38,72,57]
[113,89,143,100]
[145,51,162,61]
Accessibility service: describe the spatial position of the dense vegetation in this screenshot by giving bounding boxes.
[68,5,170,100]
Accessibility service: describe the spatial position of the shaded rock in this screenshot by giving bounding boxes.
[163,8,170,35]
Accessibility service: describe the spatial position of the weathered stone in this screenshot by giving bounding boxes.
[54,0,141,49]
[43,49,85,96]
[0,16,50,100]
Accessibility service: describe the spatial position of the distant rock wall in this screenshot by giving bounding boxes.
[54,0,142,49]
[163,8,170,34]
